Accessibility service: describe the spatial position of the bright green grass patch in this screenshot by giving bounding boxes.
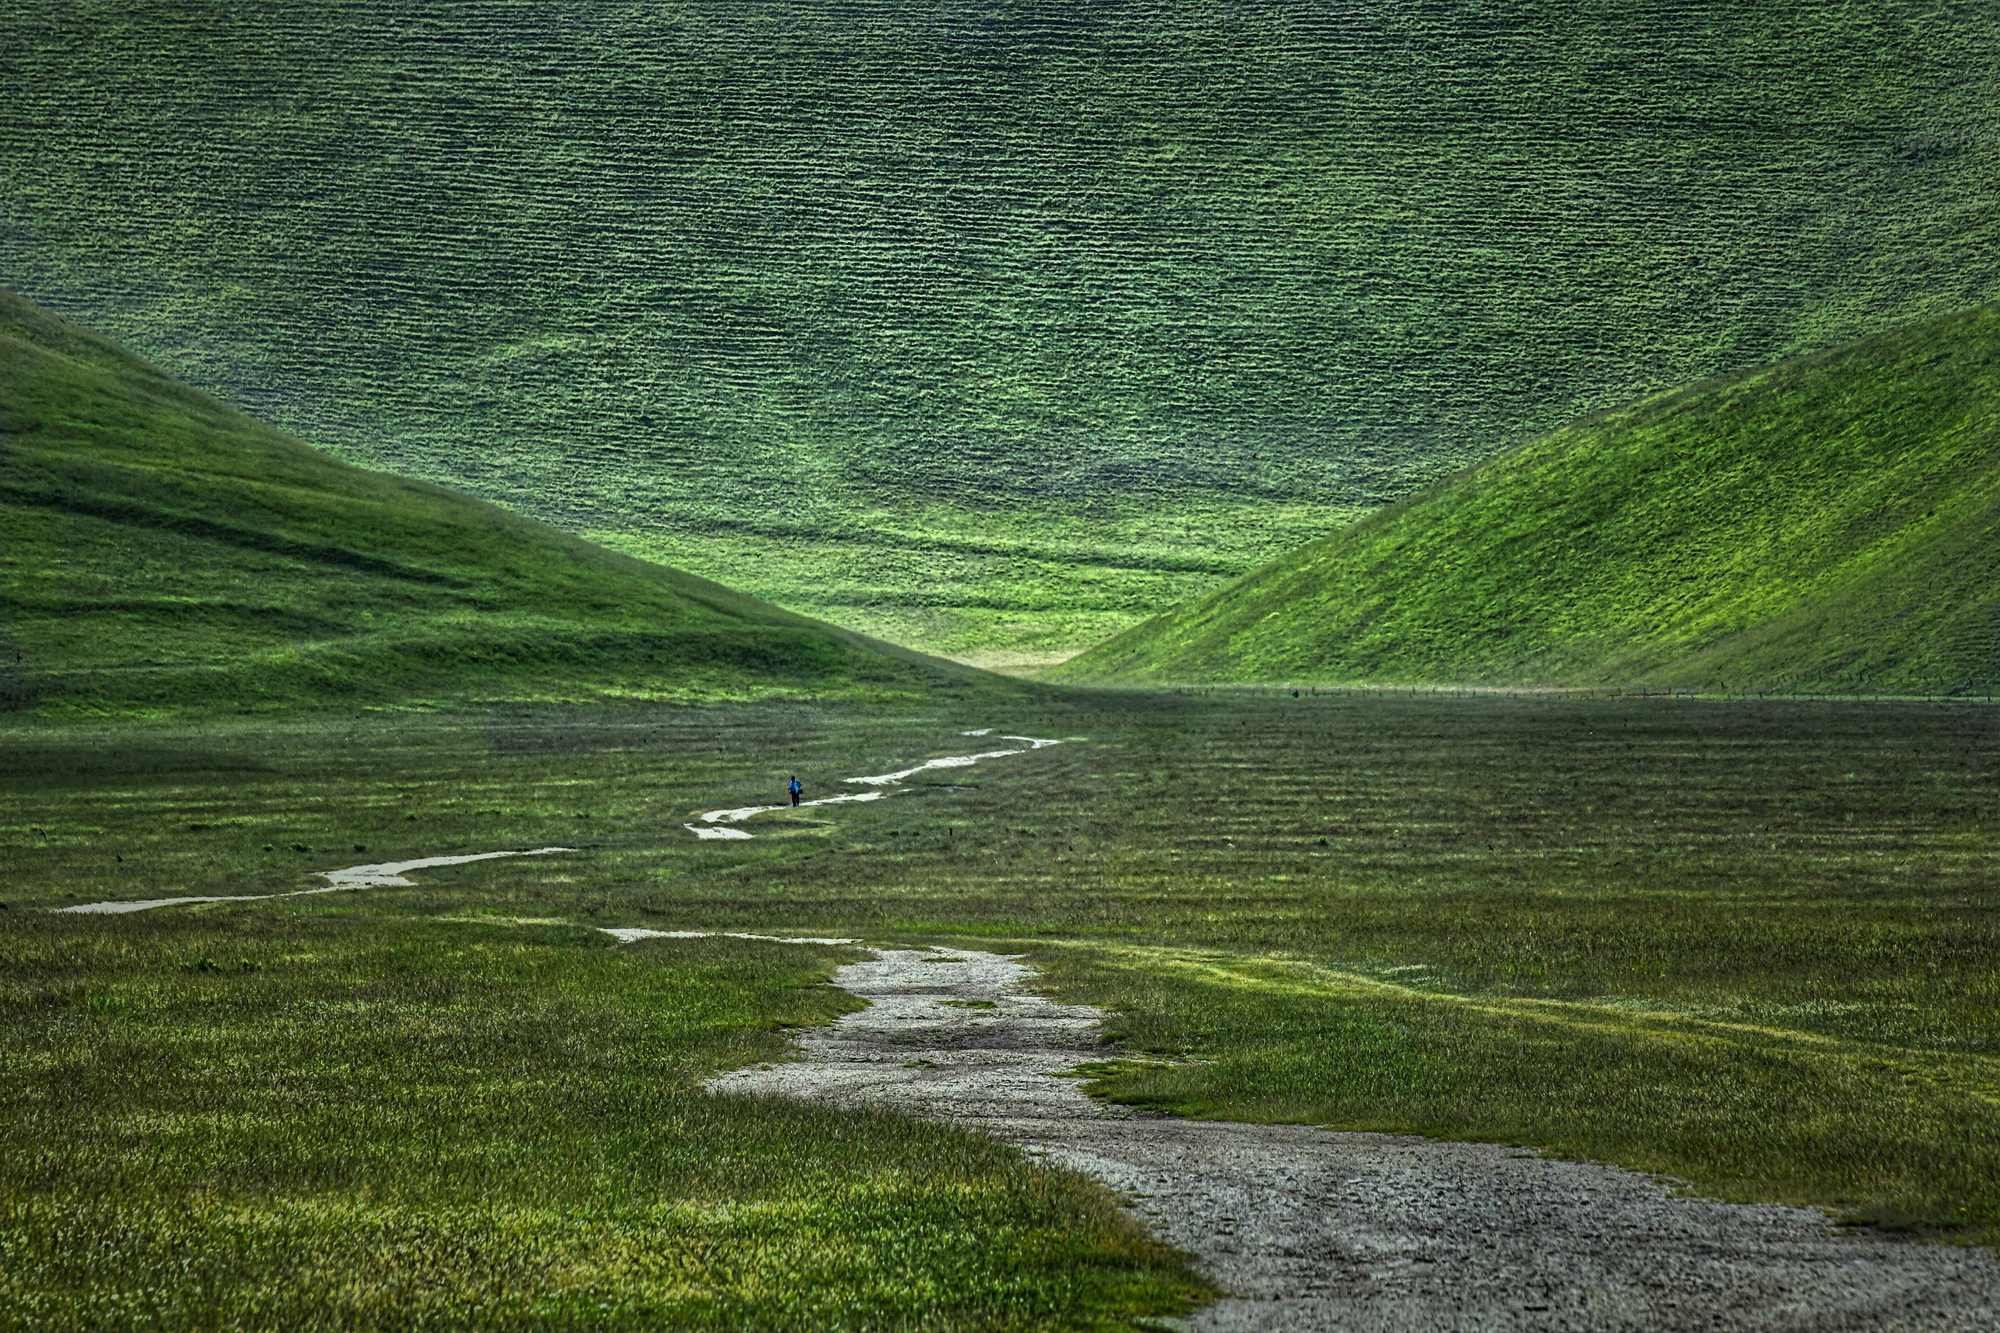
[595,499,1363,674]
[5,1,1996,658]
[0,911,1207,1330]
[1061,303,2000,693]
[1028,943,2000,1240]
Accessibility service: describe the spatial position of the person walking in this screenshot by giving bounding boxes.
[788,775,802,807]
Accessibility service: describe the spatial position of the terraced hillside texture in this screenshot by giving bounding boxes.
[0,291,990,717]
[3,0,1997,664]
[1060,303,2000,695]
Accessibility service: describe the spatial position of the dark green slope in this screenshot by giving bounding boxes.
[0,292,985,716]
[1057,305,2000,695]
[2,0,1996,662]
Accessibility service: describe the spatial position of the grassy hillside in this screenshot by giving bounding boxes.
[3,1,1996,661]
[0,291,985,716]
[1059,303,2000,694]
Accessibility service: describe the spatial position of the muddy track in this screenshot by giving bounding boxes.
[706,945,2000,1331]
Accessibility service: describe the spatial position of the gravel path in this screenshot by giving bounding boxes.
[708,945,2000,1331]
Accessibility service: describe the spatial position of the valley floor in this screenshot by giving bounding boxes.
[715,944,2000,1330]
[7,692,2000,1327]
[595,497,1363,666]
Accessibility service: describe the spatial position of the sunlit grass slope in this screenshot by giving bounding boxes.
[1062,304,2000,694]
[3,0,1996,658]
[0,292,988,716]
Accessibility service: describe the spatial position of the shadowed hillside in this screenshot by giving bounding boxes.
[1058,304,2000,695]
[3,0,1995,660]
[0,292,991,716]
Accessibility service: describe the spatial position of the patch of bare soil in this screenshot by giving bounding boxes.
[708,946,2000,1331]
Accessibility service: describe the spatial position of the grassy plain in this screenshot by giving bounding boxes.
[1064,303,2000,694]
[5,1,1996,657]
[6,690,2000,1326]
[0,920,1200,1330]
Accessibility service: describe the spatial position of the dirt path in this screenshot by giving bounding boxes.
[57,847,574,914]
[705,944,2000,1331]
[686,732,1061,838]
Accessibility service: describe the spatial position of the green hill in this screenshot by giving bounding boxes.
[3,1,1996,663]
[1057,304,2000,695]
[0,291,985,717]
